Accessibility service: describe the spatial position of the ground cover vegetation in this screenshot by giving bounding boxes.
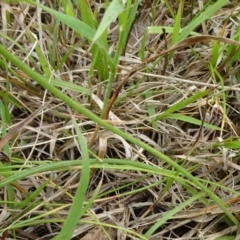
[0,0,240,239]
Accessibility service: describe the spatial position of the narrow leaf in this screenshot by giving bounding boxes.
[54,118,90,239]
[151,89,211,122]
[92,0,124,45]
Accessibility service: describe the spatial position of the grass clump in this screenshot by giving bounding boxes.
[0,0,240,239]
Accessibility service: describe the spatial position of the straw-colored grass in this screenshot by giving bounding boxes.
[0,0,240,239]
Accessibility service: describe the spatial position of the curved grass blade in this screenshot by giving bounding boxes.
[54,118,90,240]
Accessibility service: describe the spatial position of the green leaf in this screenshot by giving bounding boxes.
[50,78,90,95]
[165,113,222,131]
[79,0,97,29]
[215,140,240,149]
[179,0,228,40]
[25,0,106,49]
[171,0,182,45]
[145,90,158,129]
[14,181,48,209]
[144,191,205,237]
[92,0,124,45]
[54,118,90,240]
[151,89,211,122]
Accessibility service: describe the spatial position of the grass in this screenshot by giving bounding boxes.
[0,0,240,239]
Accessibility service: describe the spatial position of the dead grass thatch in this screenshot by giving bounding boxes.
[1,1,240,239]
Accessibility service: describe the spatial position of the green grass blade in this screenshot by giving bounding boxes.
[14,181,48,209]
[79,0,97,29]
[92,0,124,45]
[214,139,240,149]
[179,0,228,41]
[145,90,158,129]
[151,89,211,122]
[50,78,90,95]
[63,0,75,17]
[165,113,222,131]
[171,0,182,46]
[144,191,205,237]
[54,118,90,239]
[25,0,107,50]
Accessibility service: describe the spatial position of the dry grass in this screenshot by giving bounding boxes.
[0,0,240,239]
